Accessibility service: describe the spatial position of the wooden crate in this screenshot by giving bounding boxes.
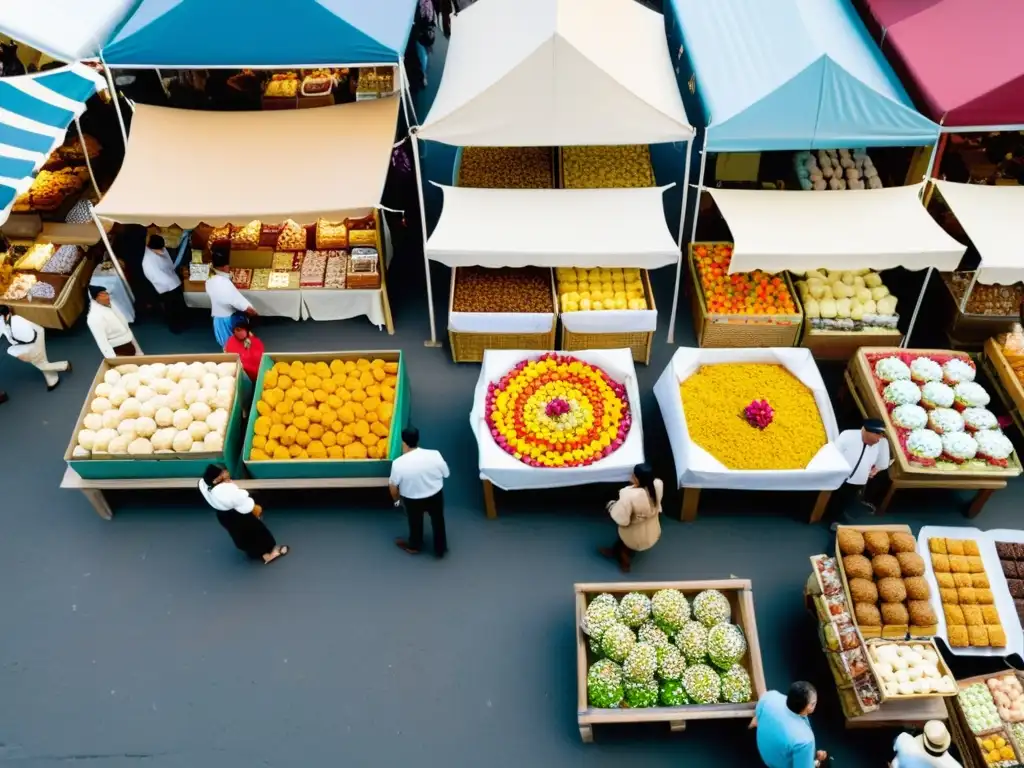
[861,638,955,702]
[687,244,802,348]
[801,327,903,361]
[951,671,1024,767]
[574,579,767,743]
[848,348,1022,481]
[447,268,557,364]
[560,270,656,364]
[939,273,1020,346]
[64,353,246,479]
[982,338,1024,434]
[834,524,917,640]
[7,256,90,330]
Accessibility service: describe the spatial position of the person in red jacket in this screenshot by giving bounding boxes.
[224,314,264,382]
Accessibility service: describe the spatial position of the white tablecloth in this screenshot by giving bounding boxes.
[653,347,850,491]
[560,308,658,333]
[469,348,645,491]
[89,264,135,323]
[183,289,303,321]
[448,310,554,334]
[301,288,386,326]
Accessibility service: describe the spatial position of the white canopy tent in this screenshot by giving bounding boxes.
[0,0,136,61]
[933,180,1024,312]
[410,0,695,345]
[426,185,680,269]
[706,184,966,345]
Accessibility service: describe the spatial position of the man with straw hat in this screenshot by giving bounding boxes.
[891,720,961,767]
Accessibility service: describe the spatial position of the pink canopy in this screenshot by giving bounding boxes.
[860,0,1024,127]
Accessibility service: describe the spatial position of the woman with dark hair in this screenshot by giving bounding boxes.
[199,465,288,564]
[599,462,663,573]
[223,313,264,382]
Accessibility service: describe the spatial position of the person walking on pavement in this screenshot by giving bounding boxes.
[86,286,141,358]
[206,245,257,349]
[891,720,962,767]
[390,426,450,558]
[141,234,187,333]
[599,462,663,573]
[0,304,70,391]
[750,681,828,768]
[199,464,289,565]
[830,417,891,528]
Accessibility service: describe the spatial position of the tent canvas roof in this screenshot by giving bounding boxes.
[426,185,680,268]
[0,0,136,61]
[708,184,964,274]
[934,181,1024,285]
[93,97,400,228]
[103,0,417,66]
[876,0,1024,127]
[667,0,938,151]
[857,0,939,31]
[416,0,692,147]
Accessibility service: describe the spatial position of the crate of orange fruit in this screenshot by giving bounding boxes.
[241,351,410,479]
[687,242,803,348]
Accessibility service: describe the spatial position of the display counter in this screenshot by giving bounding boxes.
[557,268,657,364]
[574,579,766,743]
[940,272,1020,349]
[844,347,1021,516]
[4,255,90,330]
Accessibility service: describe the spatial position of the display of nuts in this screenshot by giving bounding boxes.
[458,147,554,189]
[230,268,252,289]
[250,269,271,290]
[271,251,301,270]
[563,145,654,189]
[277,220,307,251]
[315,219,348,249]
[324,252,347,288]
[945,272,1024,317]
[452,267,553,313]
[300,251,327,286]
[40,245,83,275]
[230,220,261,249]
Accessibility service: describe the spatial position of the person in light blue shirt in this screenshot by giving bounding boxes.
[751,681,827,768]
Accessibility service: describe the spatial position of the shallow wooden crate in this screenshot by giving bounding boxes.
[801,327,903,361]
[574,579,767,743]
[861,638,954,702]
[560,270,656,364]
[982,338,1024,434]
[64,353,246,480]
[940,273,1020,346]
[447,268,557,364]
[951,671,1024,767]
[687,244,802,348]
[7,257,90,330]
[834,524,917,640]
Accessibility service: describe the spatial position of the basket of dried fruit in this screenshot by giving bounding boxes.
[448,267,557,363]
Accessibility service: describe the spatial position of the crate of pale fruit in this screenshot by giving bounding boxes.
[556,266,657,364]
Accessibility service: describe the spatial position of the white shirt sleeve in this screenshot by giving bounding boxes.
[223,483,255,514]
[0,318,12,345]
[388,460,403,488]
[87,309,116,358]
[874,439,891,470]
[437,454,450,479]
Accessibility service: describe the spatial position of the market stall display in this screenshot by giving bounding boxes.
[241,351,409,479]
[560,145,654,189]
[574,579,766,743]
[556,266,657,364]
[950,672,1024,768]
[986,530,1024,635]
[63,354,247,480]
[0,242,91,329]
[918,525,1023,658]
[470,349,643,517]
[448,267,557,363]
[454,147,556,189]
[835,524,938,639]
[793,149,883,191]
[654,346,849,522]
[11,132,101,215]
[687,242,802,348]
[981,330,1024,435]
[940,273,1022,348]
[844,348,1021,517]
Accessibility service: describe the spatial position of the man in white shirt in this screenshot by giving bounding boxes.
[831,417,890,524]
[891,721,962,767]
[0,304,71,391]
[390,426,450,558]
[141,234,186,333]
[86,286,140,358]
[206,245,256,349]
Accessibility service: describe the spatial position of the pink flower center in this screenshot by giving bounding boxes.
[743,399,774,430]
[545,398,571,418]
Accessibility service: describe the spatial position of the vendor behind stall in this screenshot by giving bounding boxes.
[206,246,257,348]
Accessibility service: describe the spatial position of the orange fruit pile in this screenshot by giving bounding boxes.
[693,243,796,316]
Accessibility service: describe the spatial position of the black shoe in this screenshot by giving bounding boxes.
[395,538,420,555]
[47,379,61,392]
[65,362,72,374]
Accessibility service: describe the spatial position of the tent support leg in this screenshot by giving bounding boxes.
[90,208,134,304]
[411,131,440,347]
[399,60,419,128]
[667,138,694,345]
[959,270,979,314]
[98,52,128,146]
[74,117,101,199]
[903,267,933,348]
[688,133,708,247]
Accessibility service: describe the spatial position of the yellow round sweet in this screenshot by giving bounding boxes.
[322,379,337,394]
[265,438,279,454]
[313,389,328,403]
[285,387,302,402]
[322,431,337,447]
[327,445,343,459]
[270,412,282,425]
[301,391,316,406]
[308,441,327,458]
[291,401,306,417]
[288,443,303,458]
[250,448,268,461]
[253,434,267,449]
[371,421,390,438]
[296,430,311,447]
[278,375,292,390]
[350,402,367,420]
[306,375,322,390]
[351,389,367,403]
[273,446,290,460]
[308,423,324,439]
[293,415,310,431]
[330,420,344,432]
[281,412,294,426]
[269,424,285,440]
[275,401,290,415]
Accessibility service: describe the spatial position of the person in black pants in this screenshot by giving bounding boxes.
[389,427,450,558]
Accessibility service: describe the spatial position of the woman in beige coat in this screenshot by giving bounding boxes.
[599,463,663,573]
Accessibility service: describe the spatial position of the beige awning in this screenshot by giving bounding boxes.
[95,97,400,228]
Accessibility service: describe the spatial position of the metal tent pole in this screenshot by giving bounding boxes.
[903,267,933,348]
[959,270,980,314]
[410,130,439,347]
[98,51,128,146]
[667,137,694,344]
[688,131,709,246]
[399,60,419,127]
[89,207,134,303]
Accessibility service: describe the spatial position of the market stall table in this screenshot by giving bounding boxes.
[183,284,304,321]
[653,347,850,522]
[843,347,1021,516]
[470,348,643,518]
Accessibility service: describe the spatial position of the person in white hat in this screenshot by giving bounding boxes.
[891,720,961,767]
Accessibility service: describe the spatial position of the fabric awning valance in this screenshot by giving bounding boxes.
[426,184,680,268]
[0,0,135,60]
[708,184,965,274]
[94,97,400,228]
[934,180,1024,285]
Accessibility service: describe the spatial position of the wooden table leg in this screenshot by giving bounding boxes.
[681,487,700,522]
[876,481,898,516]
[809,490,830,524]
[82,488,113,520]
[967,488,995,519]
[579,724,593,743]
[482,479,497,520]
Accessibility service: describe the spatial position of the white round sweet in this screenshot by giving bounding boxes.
[78,429,96,450]
[94,382,113,398]
[188,420,210,441]
[107,435,129,454]
[127,437,153,455]
[120,373,141,396]
[204,431,224,452]
[135,385,155,404]
[171,409,193,431]
[155,407,174,427]
[91,396,112,414]
[117,418,137,436]
[83,412,103,431]
[107,387,128,407]
[119,397,141,420]
[103,369,121,386]
[171,431,193,452]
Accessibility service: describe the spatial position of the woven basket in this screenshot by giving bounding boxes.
[449,328,556,364]
[560,271,656,364]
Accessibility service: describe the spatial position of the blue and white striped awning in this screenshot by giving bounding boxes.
[0,63,106,224]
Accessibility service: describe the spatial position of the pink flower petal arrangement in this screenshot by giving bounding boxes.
[545,397,571,419]
[743,399,774,430]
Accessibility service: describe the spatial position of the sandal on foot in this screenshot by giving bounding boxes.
[264,545,290,564]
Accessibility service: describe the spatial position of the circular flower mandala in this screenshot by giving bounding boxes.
[486,353,631,468]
